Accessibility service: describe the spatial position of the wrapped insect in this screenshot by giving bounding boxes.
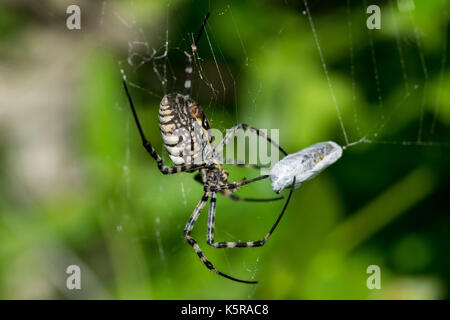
[269,141,343,193]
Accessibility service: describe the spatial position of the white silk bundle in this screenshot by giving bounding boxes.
[269,141,343,193]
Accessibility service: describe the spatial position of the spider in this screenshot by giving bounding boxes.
[122,12,295,284]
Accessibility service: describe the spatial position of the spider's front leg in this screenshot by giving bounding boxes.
[214,123,288,157]
[184,192,257,284]
[193,173,282,202]
[209,174,271,192]
[123,80,210,174]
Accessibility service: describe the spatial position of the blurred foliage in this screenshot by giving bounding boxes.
[0,0,449,299]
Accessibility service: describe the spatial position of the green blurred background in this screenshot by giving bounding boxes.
[0,0,449,299]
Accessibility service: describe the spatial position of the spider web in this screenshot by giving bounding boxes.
[303,0,450,150]
[103,0,449,299]
[109,1,266,297]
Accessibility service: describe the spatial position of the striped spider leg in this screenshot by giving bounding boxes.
[123,80,211,174]
[214,123,288,157]
[123,11,296,284]
[194,161,283,202]
[122,12,212,175]
[182,192,253,283]
[207,178,295,251]
[183,12,210,97]
[182,178,295,284]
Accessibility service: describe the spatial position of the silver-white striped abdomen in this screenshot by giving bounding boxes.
[159,93,214,165]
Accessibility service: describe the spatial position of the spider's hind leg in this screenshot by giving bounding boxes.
[184,192,257,284]
[206,178,295,249]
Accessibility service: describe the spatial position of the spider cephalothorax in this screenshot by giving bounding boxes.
[122,12,294,284]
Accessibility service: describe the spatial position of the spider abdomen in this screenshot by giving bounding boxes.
[159,93,213,165]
